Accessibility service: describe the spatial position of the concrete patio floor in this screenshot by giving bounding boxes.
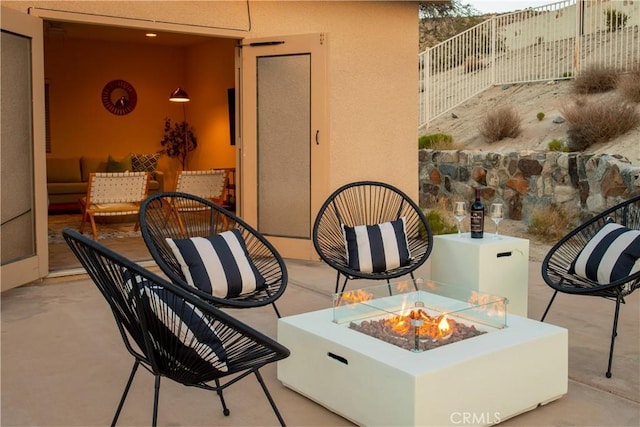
[2,256,639,426]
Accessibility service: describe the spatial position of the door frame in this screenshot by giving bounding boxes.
[239,33,328,260]
[1,7,48,291]
[25,8,246,275]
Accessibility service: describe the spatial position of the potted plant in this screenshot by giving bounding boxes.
[160,117,197,170]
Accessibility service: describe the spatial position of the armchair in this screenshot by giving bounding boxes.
[139,192,287,317]
[313,181,433,294]
[541,194,640,378]
[62,228,289,426]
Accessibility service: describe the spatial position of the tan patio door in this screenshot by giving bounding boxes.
[1,7,48,291]
[240,33,327,260]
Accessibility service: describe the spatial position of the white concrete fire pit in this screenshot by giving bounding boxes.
[277,280,567,426]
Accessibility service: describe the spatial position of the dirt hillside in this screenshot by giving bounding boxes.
[425,79,640,164]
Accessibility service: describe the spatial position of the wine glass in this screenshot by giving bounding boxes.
[490,203,504,239]
[453,201,467,237]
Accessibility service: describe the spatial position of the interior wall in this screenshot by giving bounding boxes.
[185,38,237,172]
[44,35,236,191]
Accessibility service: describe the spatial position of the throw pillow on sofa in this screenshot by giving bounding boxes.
[131,152,161,173]
[107,154,133,172]
[81,157,108,181]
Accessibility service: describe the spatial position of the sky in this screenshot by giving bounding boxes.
[466,0,556,14]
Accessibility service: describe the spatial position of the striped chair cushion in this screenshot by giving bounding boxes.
[569,221,640,284]
[342,217,411,273]
[123,271,228,372]
[166,229,266,298]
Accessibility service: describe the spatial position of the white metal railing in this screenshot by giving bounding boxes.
[419,0,640,129]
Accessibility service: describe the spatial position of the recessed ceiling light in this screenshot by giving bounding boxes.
[145,33,157,38]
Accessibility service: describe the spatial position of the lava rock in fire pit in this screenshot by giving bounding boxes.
[349,313,486,352]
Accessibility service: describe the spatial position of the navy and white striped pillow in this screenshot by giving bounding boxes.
[144,286,228,372]
[342,217,411,273]
[123,271,228,372]
[569,221,640,284]
[166,229,266,298]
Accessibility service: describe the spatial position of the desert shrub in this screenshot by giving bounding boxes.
[605,9,628,32]
[425,209,457,235]
[537,112,545,121]
[573,64,617,94]
[419,133,455,149]
[561,96,640,151]
[478,105,522,142]
[527,204,576,242]
[562,71,573,78]
[547,139,569,152]
[617,68,640,103]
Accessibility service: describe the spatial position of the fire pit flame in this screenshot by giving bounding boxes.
[468,290,506,317]
[383,309,453,341]
[338,289,373,305]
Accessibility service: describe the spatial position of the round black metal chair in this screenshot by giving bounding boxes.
[139,192,287,318]
[541,194,640,378]
[313,181,433,295]
[63,228,289,426]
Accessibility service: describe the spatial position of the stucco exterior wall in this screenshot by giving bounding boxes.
[4,0,420,199]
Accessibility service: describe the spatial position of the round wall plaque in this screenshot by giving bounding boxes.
[101,79,137,115]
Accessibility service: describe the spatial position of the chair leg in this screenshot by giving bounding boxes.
[111,360,140,427]
[172,206,187,236]
[334,271,341,294]
[606,296,623,378]
[89,214,98,240]
[79,198,88,233]
[540,290,558,321]
[254,370,286,427]
[152,375,161,427]
[410,272,419,291]
[272,302,282,318]
[214,378,230,416]
[338,274,350,295]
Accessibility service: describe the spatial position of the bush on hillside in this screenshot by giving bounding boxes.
[425,209,458,235]
[478,105,522,142]
[528,204,576,242]
[573,64,617,94]
[605,9,629,32]
[617,67,640,103]
[561,96,640,151]
[419,133,456,149]
[547,138,569,152]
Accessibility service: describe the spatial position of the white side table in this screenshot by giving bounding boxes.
[430,233,530,317]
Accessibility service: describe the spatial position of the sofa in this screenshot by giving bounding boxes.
[47,154,164,212]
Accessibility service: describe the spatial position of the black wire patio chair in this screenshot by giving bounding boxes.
[312,181,433,295]
[139,192,287,318]
[63,228,290,426]
[540,194,640,378]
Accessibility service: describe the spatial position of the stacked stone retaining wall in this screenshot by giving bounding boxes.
[419,149,640,221]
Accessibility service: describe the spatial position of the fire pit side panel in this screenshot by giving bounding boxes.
[278,316,417,426]
[412,326,568,425]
